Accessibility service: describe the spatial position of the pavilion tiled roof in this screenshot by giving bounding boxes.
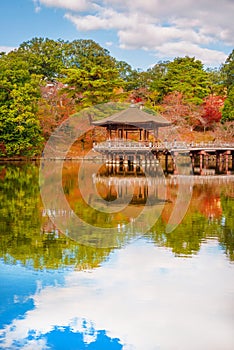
[92,105,171,127]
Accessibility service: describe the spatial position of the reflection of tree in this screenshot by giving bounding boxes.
[219,195,234,260]
[149,180,234,260]
[149,214,213,257]
[0,163,112,270]
[0,162,233,268]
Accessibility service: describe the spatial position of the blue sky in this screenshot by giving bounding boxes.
[0,0,233,70]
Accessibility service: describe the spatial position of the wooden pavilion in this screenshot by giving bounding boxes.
[92,104,171,164]
[92,104,171,141]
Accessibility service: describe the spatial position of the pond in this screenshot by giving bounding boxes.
[0,161,233,350]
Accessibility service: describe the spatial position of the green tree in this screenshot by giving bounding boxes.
[62,65,124,108]
[114,60,139,91]
[150,57,211,104]
[221,50,234,121]
[64,39,116,70]
[222,49,234,90]
[222,86,234,121]
[0,52,43,156]
[17,38,118,81]
[206,67,226,95]
[18,37,66,80]
[147,61,169,88]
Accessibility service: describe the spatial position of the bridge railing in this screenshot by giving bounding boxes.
[93,139,234,151]
[153,141,234,150]
[184,141,234,149]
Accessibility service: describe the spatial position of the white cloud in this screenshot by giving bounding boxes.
[64,13,111,31]
[0,46,16,53]
[105,41,113,46]
[1,239,234,350]
[35,0,233,66]
[38,0,93,11]
[154,42,229,66]
[117,24,214,51]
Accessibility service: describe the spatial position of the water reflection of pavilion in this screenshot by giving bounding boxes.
[93,163,166,206]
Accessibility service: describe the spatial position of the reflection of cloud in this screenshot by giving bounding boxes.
[1,239,234,349]
[33,0,41,12]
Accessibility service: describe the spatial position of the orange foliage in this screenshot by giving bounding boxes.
[38,82,76,139]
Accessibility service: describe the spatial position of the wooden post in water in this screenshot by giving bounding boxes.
[191,153,195,173]
[216,151,220,174]
[225,151,231,174]
[220,152,224,173]
[199,151,203,174]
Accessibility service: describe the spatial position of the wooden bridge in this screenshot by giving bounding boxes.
[92,140,234,174]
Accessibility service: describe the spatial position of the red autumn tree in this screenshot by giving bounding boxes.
[200,95,225,130]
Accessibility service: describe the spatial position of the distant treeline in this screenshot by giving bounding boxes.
[0,37,233,157]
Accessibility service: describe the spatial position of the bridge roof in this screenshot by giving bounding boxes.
[92,105,171,128]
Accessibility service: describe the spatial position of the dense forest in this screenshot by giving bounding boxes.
[0,37,233,157]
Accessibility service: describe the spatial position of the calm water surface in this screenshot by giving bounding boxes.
[0,161,233,350]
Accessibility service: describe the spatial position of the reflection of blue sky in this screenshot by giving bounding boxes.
[0,239,234,350]
[0,262,121,349]
[0,261,65,328]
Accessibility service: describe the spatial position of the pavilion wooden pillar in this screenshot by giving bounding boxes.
[118,128,123,139]
[139,129,143,141]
